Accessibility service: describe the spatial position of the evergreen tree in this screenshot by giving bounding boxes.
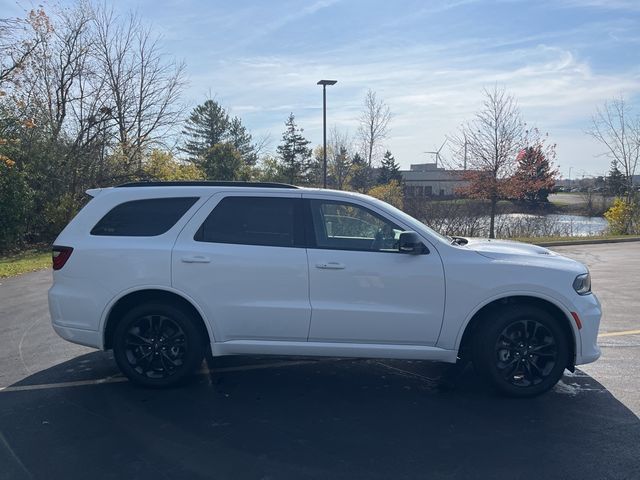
[181,99,258,176]
[181,100,230,161]
[228,116,257,166]
[330,146,352,190]
[378,150,402,185]
[276,113,312,185]
[201,143,246,181]
[350,152,372,192]
[606,160,626,196]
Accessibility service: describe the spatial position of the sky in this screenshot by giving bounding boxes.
[3,0,640,177]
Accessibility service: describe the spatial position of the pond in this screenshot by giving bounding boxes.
[495,213,608,237]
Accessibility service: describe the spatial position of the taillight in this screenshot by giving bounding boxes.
[52,246,73,271]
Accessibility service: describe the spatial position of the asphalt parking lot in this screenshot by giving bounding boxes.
[0,243,639,480]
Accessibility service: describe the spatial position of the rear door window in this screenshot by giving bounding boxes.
[195,196,303,247]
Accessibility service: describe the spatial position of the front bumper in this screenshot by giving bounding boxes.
[573,292,602,365]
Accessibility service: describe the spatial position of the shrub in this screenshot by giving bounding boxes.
[604,198,639,235]
[0,156,32,253]
[367,180,404,209]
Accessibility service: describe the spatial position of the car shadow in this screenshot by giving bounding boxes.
[1,352,638,480]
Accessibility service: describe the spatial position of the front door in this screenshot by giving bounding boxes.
[305,197,445,346]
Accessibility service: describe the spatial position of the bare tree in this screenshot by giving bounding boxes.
[358,89,391,167]
[0,10,50,86]
[93,5,186,170]
[450,85,525,238]
[588,97,640,202]
[27,2,95,141]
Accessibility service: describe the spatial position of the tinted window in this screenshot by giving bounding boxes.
[196,196,302,247]
[91,197,198,236]
[310,200,403,252]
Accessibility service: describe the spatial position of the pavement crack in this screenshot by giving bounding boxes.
[17,315,42,376]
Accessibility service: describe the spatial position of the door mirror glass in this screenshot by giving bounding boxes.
[399,231,427,254]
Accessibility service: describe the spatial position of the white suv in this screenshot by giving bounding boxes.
[49,181,601,396]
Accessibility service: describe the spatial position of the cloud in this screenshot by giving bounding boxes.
[156,0,639,175]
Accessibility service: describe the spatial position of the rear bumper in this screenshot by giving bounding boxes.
[573,293,602,365]
[49,285,102,349]
[51,322,101,349]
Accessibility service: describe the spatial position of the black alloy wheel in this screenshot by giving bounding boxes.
[495,319,558,388]
[123,314,187,379]
[113,303,205,388]
[474,305,569,398]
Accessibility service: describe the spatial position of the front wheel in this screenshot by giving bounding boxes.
[473,305,570,398]
[113,303,205,388]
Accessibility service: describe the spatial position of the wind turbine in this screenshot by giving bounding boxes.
[423,139,447,168]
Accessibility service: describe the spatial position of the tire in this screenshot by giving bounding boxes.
[473,305,569,398]
[113,303,205,388]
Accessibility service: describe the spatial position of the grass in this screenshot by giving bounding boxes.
[512,234,640,245]
[0,249,51,278]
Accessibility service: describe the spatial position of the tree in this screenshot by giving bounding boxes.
[606,160,626,196]
[0,9,50,86]
[94,5,186,169]
[377,150,402,185]
[256,155,288,183]
[181,99,230,161]
[201,143,246,181]
[367,180,404,209]
[142,150,204,181]
[276,113,312,184]
[0,155,32,252]
[510,130,557,203]
[350,152,372,192]
[588,97,639,202]
[451,85,525,238]
[327,126,352,190]
[0,1,188,246]
[358,89,391,167]
[181,100,257,167]
[228,116,257,166]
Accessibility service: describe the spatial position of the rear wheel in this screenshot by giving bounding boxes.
[473,305,569,398]
[113,303,205,388]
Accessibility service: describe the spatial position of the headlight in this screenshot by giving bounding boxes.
[573,273,591,295]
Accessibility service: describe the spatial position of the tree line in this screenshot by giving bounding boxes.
[0,2,401,253]
[1,1,638,253]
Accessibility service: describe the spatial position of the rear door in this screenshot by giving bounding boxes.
[172,192,310,342]
[304,195,446,346]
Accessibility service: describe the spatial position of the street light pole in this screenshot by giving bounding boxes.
[317,80,337,189]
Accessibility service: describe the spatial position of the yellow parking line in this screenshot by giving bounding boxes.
[598,329,640,338]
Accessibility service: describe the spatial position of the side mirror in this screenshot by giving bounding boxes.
[398,231,428,255]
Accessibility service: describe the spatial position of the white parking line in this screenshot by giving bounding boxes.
[0,359,326,393]
[598,329,640,338]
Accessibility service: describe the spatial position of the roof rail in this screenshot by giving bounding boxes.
[115,181,299,189]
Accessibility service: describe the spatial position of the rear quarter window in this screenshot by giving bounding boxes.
[91,197,198,236]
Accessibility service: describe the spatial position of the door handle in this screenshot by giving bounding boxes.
[181,255,211,264]
[316,262,345,270]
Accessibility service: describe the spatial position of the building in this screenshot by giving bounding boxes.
[401,163,467,198]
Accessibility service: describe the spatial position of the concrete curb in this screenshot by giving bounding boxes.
[533,237,640,247]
